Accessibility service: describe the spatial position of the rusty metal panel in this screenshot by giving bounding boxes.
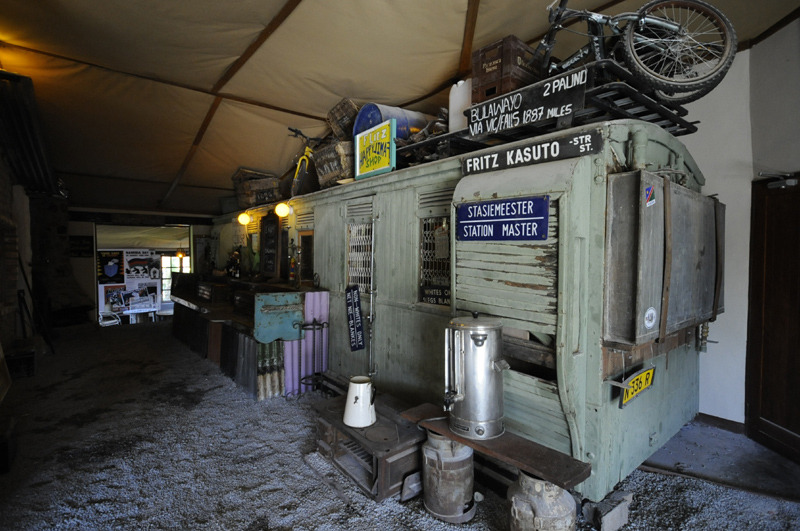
[254,292,304,344]
[604,171,723,346]
[454,200,559,335]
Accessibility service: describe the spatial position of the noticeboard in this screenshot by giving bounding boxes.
[355,119,396,180]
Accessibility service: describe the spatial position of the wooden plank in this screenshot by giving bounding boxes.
[456,270,557,293]
[504,371,559,399]
[504,391,567,424]
[401,403,590,489]
[457,249,557,266]
[503,336,556,369]
[455,290,557,325]
[505,419,572,455]
[504,402,572,442]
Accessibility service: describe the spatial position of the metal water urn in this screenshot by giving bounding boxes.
[444,313,509,440]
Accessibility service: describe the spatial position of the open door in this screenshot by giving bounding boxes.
[746,178,800,463]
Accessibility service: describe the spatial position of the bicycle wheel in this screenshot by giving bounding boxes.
[653,84,714,105]
[623,0,736,95]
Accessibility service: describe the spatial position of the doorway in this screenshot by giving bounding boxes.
[746,178,800,463]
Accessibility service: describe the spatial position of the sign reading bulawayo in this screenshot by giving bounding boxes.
[355,119,396,180]
[461,129,602,176]
[467,67,588,137]
[457,196,549,242]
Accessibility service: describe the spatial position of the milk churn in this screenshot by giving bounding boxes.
[444,313,509,440]
[508,471,577,531]
[422,430,476,524]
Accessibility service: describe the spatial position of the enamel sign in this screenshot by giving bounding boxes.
[355,119,396,180]
[457,196,549,241]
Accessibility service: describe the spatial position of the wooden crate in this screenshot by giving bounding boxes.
[232,167,281,208]
[471,35,539,104]
[315,141,354,188]
[326,98,360,140]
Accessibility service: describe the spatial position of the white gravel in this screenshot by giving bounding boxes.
[1,322,798,530]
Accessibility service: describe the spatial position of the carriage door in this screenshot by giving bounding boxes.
[746,178,800,463]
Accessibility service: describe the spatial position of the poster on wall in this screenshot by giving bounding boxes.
[96,249,163,315]
[124,250,160,288]
[97,250,124,284]
[98,283,159,313]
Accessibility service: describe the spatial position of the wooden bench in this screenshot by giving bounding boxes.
[401,403,591,490]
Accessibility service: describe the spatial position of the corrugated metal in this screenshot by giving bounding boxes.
[257,341,284,400]
[283,291,330,396]
[503,370,571,455]
[235,333,258,399]
[455,200,559,335]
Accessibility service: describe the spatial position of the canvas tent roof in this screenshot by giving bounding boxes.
[0,0,797,216]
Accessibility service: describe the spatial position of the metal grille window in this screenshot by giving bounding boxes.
[419,216,451,305]
[347,222,373,293]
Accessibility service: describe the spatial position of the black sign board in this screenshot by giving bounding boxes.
[462,129,602,177]
[467,67,588,137]
[260,212,281,278]
[457,196,549,242]
[345,285,365,351]
[419,285,451,306]
[70,235,94,258]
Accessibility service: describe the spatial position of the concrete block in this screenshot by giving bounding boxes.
[582,490,633,531]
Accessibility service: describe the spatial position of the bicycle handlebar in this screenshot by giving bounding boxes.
[288,127,324,147]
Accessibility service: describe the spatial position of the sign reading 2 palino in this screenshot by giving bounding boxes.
[467,66,588,137]
[457,196,549,242]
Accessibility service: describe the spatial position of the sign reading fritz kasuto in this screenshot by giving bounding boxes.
[461,129,602,176]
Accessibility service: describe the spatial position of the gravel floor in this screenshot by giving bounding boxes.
[1,322,798,530]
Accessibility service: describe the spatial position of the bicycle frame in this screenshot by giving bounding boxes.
[535,0,683,77]
[293,145,313,183]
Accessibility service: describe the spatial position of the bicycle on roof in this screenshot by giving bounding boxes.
[529,0,737,105]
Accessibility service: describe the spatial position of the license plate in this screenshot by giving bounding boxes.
[620,367,655,408]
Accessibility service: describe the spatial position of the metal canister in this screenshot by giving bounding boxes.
[352,103,434,140]
[444,313,508,440]
[508,471,576,531]
[422,430,476,524]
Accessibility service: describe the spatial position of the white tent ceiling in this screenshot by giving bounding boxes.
[1,0,797,216]
[96,225,190,250]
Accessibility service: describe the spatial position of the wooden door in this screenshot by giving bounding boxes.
[746,179,800,463]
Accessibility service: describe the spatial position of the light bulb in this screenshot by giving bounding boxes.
[238,212,252,225]
[275,203,292,217]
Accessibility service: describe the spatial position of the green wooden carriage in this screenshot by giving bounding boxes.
[269,119,723,502]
